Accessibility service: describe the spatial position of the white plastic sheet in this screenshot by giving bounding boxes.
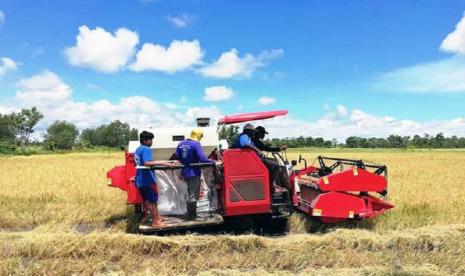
[155,168,218,215]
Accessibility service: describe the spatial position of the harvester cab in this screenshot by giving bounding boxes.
[106,110,394,234]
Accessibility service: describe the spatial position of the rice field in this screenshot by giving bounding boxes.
[1,149,465,275]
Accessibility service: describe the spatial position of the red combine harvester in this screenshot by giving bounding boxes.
[107,110,394,233]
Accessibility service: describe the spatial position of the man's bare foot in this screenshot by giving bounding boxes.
[156,216,169,222]
[274,184,286,192]
[152,220,166,227]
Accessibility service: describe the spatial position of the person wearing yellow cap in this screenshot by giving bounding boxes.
[173,129,215,219]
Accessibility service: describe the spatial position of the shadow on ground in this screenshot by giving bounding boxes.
[104,206,141,233]
[104,208,380,236]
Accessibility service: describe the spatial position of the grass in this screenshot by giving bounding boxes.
[1,149,465,275]
[2,224,465,275]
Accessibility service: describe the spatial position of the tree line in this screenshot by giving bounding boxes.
[268,133,465,149]
[2,107,465,155]
[219,125,465,149]
[0,107,137,154]
[344,134,465,148]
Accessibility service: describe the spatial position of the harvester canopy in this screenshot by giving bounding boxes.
[218,110,288,125]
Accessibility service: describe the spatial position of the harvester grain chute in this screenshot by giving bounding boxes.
[106,110,394,233]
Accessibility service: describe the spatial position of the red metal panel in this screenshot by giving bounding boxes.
[226,150,268,176]
[358,194,395,219]
[218,110,288,125]
[127,179,143,204]
[107,165,127,191]
[106,152,142,205]
[317,168,387,192]
[291,166,319,180]
[297,189,395,223]
[124,152,142,204]
[223,149,270,216]
[312,192,367,219]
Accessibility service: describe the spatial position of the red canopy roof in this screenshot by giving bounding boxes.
[218,110,288,125]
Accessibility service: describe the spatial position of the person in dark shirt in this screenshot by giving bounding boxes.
[173,129,215,219]
[253,126,287,152]
[232,124,280,194]
[254,126,291,191]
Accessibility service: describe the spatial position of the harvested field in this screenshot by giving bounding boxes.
[1,150,465,275]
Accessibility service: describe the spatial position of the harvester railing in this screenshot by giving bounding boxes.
[136,162,218,171]
[317,156,387,176]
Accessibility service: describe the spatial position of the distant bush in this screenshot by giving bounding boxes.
[43,121,79,150]
[80,120,137,148]
[0,141,16,154]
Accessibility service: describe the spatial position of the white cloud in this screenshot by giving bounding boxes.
[252,107,465,141]
[63,25,281,78]
[374,56,465,93]
[336,105,348,117]
[165,102,179,110]
[165,14,195,28]
[3,72,465,142]
[203,86,234,101]
[0,11,5,26]
[65,26,139,73]
[375,14,465,94]
[3,71,223,134]
[0,105,15,114]
[257,96,276,106]
[0,57,17,76]
[130,40,203,73]
[184,106,222,123]
[199,48,283,78]
[15,70,72,107]
[440,13,465,55]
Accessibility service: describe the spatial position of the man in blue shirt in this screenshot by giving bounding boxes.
[173,129,214,219]
[232,124,280,194]
[135,131,174,227]
[231,123,263,154]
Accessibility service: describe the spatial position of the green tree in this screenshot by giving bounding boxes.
[433,133,445,148]
[12,107,43,154]
[0,113,16,142]
[411,135,424,148]
[80,120,137,148]
[0,113,17,153]
[387,135,404,148]
[346,136,366,148]
[43,121,79,150]
[219,125,239,146]
[80,128,97,146]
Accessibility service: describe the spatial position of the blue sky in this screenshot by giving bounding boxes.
[1,0,465,139]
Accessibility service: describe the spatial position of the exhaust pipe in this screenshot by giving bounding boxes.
[196,117,210,127]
